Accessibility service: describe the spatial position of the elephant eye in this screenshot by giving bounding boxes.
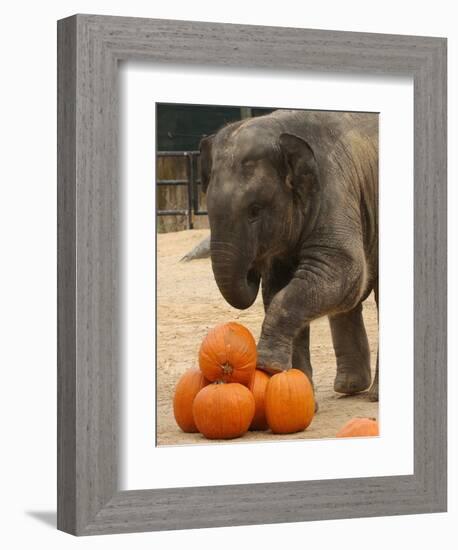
[248,204,263,222]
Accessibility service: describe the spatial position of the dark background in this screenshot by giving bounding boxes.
[157,103,275,151]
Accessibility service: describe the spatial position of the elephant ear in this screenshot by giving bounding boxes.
[279,133,319,192]
[199,134,215,193]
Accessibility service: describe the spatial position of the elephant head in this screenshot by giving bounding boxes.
[200,119,320,310]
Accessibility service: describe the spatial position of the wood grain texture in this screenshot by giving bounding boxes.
[57,14,447,535]
[57,16,77,534]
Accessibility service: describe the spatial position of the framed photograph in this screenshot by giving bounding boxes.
[57,14,447,535]
[153,102,380,451]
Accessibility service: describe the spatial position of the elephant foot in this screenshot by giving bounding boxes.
[257,351,290,375]
[334,367,371,395]
[256,339,291,375]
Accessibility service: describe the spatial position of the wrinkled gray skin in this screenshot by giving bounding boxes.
[200,110,378,401]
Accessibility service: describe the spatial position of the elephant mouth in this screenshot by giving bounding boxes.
[246,265,261,288]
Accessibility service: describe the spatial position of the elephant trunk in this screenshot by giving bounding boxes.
[210,239,260,310]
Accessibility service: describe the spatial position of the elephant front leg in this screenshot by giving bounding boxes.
[257,275,329,374]
[330,304,372,395]
[257,262,295,374]
[257,258,365,377]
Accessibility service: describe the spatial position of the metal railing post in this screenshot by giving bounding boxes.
[190,153,199,215]
[156,151,207,226]
[186,153,194,229]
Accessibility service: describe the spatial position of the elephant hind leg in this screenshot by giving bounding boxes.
[330,303,372,395]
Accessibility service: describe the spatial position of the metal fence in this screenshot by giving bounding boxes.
[156,151,207,229]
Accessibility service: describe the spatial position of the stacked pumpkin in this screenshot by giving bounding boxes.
[173,322,315,439]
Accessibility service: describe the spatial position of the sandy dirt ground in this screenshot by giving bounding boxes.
[157,229,378,446]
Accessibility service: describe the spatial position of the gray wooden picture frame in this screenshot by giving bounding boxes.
[57,14,447,536]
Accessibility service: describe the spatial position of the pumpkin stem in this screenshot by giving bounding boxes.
[221,362,233,376]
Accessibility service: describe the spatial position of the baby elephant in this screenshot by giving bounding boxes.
[199,109,378,401]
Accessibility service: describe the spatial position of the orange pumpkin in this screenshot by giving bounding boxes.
[249,369,270,430]
[265,369,315,434]
[173,368,210,433]
[198,322,256,386]
[192,382,255,439]
[336,417,379,438]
